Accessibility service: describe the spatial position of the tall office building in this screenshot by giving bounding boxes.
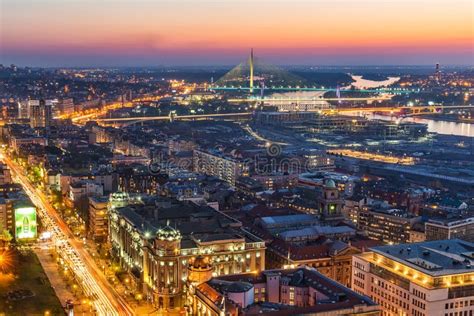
[352,239,474,316]
[18,101,30,119]
[435,63,441,81]
[29,99,53,128]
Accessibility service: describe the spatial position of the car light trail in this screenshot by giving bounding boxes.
[1,152,133,316]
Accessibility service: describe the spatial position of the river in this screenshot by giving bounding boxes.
[268,75,473,137]
[371,114,474,137]
[346,75,400,89]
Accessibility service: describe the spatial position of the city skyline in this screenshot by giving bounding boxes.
[1,1,474,311]
[1,0,473,67]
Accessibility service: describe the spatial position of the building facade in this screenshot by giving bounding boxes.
[88,196,109,241]
[29,99,53,128]
[188,266,380,315]
[193,149,248,186]
[352,239,474,316]
[346,199,422,245]
[108,198,265,310]
[425,217,474,243]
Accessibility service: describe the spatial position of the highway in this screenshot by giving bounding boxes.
[1,151,133,316]
[62,95,163,123]
[228,96,392,103]
[241,124,289,146]
[95,112,254,123]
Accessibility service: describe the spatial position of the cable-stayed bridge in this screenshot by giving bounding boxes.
[211,49,418,94]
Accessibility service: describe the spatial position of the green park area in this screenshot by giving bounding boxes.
[0,249,64,315]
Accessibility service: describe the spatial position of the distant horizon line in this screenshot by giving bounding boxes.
[3,63,474,69]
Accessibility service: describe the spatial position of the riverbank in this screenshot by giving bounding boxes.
[370,114,474,137]
[346,75,400,89]
[415,113,474,124]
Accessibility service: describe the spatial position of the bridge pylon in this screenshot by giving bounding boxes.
[249,48,254,94]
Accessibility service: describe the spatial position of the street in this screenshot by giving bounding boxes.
[1,152,133,316]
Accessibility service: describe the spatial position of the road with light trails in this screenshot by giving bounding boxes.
[92,104,474,124]
[241,124,289,146]
[1,152,134,316]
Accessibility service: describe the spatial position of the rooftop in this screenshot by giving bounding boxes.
[278,225,355,240]
[370,239,474,276]
[201,267,378,315]
[114,198,264,248]
[259,214,317,227]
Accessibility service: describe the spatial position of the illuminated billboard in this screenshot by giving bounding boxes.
[14,204,37,240]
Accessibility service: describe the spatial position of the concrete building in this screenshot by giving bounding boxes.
[251,173,298,191]
[0,163,12,185]
[88,196,109,241]
[90,172,117,194]
[409,223,426,243]
[68,180,104,203]
[346,199,422,244]
[425,217,474,243]
[18,100,29,119]
[57,98,75,116]
[68,180,104,217]
[303,154,335,171]
[193,149,248,186]
[249,214,358,287]
[188,266,380,315]
[352,239,474,316]
[0,198,13,233]
[9,136,47,153]
[168,139,195,155]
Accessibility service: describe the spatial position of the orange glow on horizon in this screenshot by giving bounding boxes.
[1,0,472,65]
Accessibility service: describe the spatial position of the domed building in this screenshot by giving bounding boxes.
[155,222,181,253]
[317,179,343,220]
[108,199,266,312]
[145,221,184,310]
[186,255,214,314]
[188,255,213,285]
[325,179,337,189]
[108,191,130,210]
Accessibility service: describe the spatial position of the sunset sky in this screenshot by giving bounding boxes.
[1,0,473,66]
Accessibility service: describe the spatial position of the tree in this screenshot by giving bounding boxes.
[0,229,13,248]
